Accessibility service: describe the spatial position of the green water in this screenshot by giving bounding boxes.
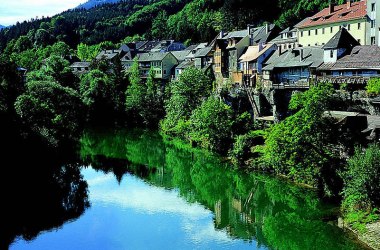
[75,128,367,250]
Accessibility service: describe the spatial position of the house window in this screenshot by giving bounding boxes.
[308,30,311,36]
[301,31,303,37]
[358,23,361,30]
[330,50,334,58]
[372,3,376,12]
[371,20,376,28]
[371,36,376,45]
[315,29,318,35]
[322,28,325,34]
[348,24,351,30]
[330,27,333,33]
[164,70,167,74]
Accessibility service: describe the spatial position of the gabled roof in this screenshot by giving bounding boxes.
[318,45,380,70]
[172,50,191,61]
[296,1,367,29]
[250,24,277,45]
[223,29,248,39]
[137,41,161,52]
[96,50,121,60]
[194,47,213,58]
[176,60,194,69]
[263,47,324,70]
[136,52,172,62]
[239,43,276,62]
[323,28,360,50]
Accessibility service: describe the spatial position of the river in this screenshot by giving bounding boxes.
[6,129,369,249]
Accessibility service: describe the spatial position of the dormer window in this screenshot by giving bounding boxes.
[330,50,334,58]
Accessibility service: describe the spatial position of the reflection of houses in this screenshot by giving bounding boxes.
[318,28,380,86]
[239,43,277,87]
[122,52,178,80]
[69,62,91,74]
[262,47,324,89]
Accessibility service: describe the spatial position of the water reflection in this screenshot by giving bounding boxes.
[1,139,89,249]
[80,129,367,250]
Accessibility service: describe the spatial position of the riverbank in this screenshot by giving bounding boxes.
[349,222,380,250]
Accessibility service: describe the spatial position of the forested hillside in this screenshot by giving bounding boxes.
[0,0,348,52]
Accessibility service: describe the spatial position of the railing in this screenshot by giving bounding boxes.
[318,76,371,85]
[272,82,310,89]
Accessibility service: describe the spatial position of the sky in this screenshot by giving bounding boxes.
[0,0,86,26]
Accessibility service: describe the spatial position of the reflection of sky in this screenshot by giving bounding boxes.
[10,168,267,250]
[0,0,85,26]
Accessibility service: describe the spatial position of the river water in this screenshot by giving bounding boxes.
[7,129,368,250]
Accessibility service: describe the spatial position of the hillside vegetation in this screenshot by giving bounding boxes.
[0,0,348,51]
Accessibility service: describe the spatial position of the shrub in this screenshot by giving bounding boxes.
[366,78,380,96]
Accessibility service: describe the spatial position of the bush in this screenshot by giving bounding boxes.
[342,144,380,212]
[187,96,233,153]
[366,78,380,96]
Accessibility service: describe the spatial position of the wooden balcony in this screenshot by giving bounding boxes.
[272,81,310,90]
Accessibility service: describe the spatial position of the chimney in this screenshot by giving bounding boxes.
[346,0,351,9]
[247,24,252,36]
[300,49,304,62]
[329,2,335,14]
[266,23,270,34]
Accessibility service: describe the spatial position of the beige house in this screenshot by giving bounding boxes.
[296,0,380,47]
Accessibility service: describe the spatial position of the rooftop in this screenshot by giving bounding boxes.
[296,1,367,29]
[319,45,380,70]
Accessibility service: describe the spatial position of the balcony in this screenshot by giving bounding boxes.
[318,76,371,85]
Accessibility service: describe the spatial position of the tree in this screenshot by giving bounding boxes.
[151,10,168,39]
[14,81,84,147]
[77,43,100,62]
[263,83,341,192]
[161,67,212,136]
[125,59,145,123]
[80,69,119,123]
[188,96,233,152]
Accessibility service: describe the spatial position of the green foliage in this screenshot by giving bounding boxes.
[125,62,164,126]
[77,43,100,62]
[263,83,339,188]
[161,67,212,136]
[14,81,84,146]
[151,11,168,39]
[229,130,265,167]
[80,69,121,123]
[366,78,380,96]
[342,144,380,225]
[188,96,233,152]
[0,60,24,114]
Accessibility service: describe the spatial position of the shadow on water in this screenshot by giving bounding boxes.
[0,123,90,249]
[80,128,369,250]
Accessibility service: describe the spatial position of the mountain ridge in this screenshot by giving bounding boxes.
[76,0,121,9]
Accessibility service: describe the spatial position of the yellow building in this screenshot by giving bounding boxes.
[296,0,379,46]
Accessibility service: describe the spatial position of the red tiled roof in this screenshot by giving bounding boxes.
[296,1,367,29]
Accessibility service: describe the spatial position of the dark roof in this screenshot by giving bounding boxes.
[319,45,380,70]
[323,28,360,50]
[176,60,194,69]
[96,50,121,60]
[250,24,277,45]
[223,30,248,39]
[136,52,172,62]
[263,47,324,70]
[171,50,191,61]
[194,47,213,58]
[137,41,161,52]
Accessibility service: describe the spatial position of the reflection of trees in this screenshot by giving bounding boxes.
[0,140,89,249]
[80,129,364,250]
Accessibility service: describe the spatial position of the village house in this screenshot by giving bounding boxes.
[239,43,277,87]
[122,51,178,81]
[271,27,299,53]
[214,24,278,85]
[262,46,324,89]
[150,40,186,52]
[318,28,380,86]
[69,61,91,74]
[193,46,213,69]
[296,0,380,47]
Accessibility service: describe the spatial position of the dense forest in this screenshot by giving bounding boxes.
[0,0,348,52]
